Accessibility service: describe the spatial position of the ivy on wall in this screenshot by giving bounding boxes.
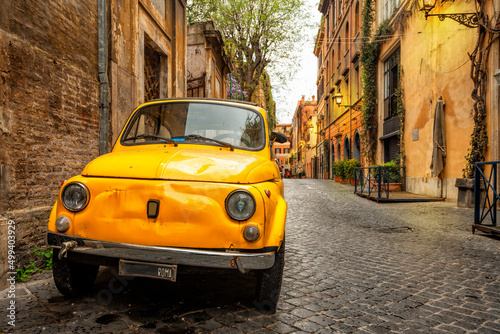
[462,0,499,178]
[360,0,393,165]
[395,67,406,167]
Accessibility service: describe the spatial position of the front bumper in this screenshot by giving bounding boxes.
[46,232,275,273]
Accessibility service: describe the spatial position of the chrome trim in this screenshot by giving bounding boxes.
[47,232,275,270]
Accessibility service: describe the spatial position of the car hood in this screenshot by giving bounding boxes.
[82,146,279,184]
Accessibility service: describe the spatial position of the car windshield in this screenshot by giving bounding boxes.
[122,102,265,150]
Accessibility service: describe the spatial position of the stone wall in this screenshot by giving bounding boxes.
[0,0,187,290]
[0,0,100,289]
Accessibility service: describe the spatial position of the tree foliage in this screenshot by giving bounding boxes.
[187,0,308,102]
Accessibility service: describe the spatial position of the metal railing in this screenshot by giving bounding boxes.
[354,166,406,200]
[474,161,499,230]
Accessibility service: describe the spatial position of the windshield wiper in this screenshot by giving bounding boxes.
[123,134,178,146]
[176,134,234,151]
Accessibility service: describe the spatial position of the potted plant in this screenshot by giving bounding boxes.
[331,162,337,181]
[371,160,403,191]
[335,160,348,183]
[345,159,361,185]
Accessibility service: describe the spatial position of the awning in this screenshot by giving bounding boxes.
[379,130,399,140]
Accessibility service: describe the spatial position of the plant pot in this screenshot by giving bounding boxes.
[350,179,358,186]
[335,176,341,182]
[340,179,350,184]
[324,172,329,179]
[455,178,480,208]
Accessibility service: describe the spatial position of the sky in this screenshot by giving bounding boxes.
[271,0,323,125]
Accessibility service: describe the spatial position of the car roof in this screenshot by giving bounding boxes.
[146,97,258,107]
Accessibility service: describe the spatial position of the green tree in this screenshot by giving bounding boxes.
[187,0,308,102]
[186,0,216,23]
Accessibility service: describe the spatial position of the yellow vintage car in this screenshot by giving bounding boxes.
[46,98,288,312]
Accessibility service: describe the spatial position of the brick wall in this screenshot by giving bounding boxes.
[0,0,100,282]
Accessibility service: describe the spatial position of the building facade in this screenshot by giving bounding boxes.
[110,0,187,144]
[375,0,499,200]
[289,96,318,177]
[316,0,500,201]
[0,0,187,288]
[315,0,365,181]
[187,21,232,99]
[273,124,292,177]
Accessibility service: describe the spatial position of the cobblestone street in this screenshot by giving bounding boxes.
[2,179,500,333]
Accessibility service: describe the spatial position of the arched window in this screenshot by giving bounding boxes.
[346,22,349,40]
[336,142,341,161]
[353,130,361,161]
[331,142,335,162]
[343,135,351,159]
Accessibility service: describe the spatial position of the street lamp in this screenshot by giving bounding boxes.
[334,92,343,106]
[334,91,363,111]
[418,0,479,28]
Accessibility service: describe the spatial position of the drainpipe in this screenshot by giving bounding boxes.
[98,0,109,155]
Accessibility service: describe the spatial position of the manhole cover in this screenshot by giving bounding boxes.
[359,225,414,233]
[380,227,414,233]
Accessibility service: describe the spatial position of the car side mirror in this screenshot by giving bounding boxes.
[271,131,288,144]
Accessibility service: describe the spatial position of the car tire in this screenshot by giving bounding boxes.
[52,249,99,297]
[255,238,285,314]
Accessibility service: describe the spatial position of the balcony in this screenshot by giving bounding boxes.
[382,116,400,137]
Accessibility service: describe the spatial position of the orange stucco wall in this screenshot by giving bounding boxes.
[376,1,498,199]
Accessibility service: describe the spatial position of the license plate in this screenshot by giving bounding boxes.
[119,259,177,282]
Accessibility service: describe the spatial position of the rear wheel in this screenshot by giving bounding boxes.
[255,238,285,314]
[52,249,99,297]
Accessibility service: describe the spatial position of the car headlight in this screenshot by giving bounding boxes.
[61,182,90,212]
[225,190,256,221]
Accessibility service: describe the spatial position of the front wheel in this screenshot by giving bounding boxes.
[255,238,285,314]
[52,249,99,297]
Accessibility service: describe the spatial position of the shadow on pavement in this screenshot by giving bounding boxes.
[5,266,264,333]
